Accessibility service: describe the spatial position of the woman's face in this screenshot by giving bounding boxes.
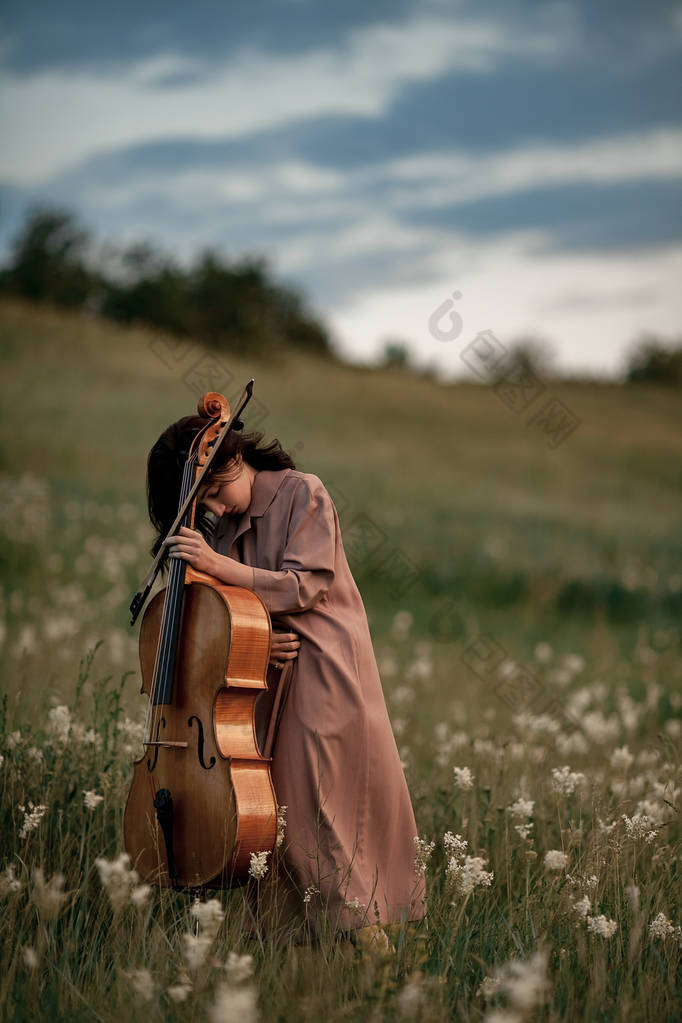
[198,456,255,519]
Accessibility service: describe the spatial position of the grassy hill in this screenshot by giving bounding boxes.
[0,294,680,714]
[1,296,682,1022]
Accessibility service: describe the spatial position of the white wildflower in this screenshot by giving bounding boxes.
[23,947,38,969]
[95,852,148,912]
[183,933,212,971]
[450,855,494,898]
[551,765,586,796]
[634,798,668,828]
[444,832,468,857]
[406,652,432,681]
[18,802,48,839]
[508,798,534,838]
[399,745,412,770]
[617,694,641,733]
[625,885,640,912]
[586,914,618,938]
[276,804,287,848]
[303,885,320,904]
[512,711,561,737]
[130,884,151,908]
[544,850,568,871]
[477,975,501,999]
[32,868,69,920]
[167,981,192,1003]
[13,624,37,656]
[345,896,366,917]
[664,719,681,738]
[636,748,660,768]
[0,864,22,895]
[82,728,103,749]
[566,873,598,891]
[534,641,553,663]
[123,968,155,1002]
[581,710,620,745]
[473,738,504,759]
[453,766,475,791]
[621,813,658,843]
[508,797,534,820]
[48,704,71,745]
[191,898,225,939]
[648,912,682,945]
[610,745,634,772]
[396,972,426,1019]
[392,610,413,638]
[209,980,259,1023]
[571,895,591,920]
[392,685,415,706]
[117,716,146,757]
[484,947,549,1013]
[248,850,270,880]
[556,731,590,756]
[562,653,585,675]
[225,952,255,984]
[83,790,104,811]
[392,717,407,738]
[413,835,435,875]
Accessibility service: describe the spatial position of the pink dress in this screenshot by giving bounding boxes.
[210,467,426,937]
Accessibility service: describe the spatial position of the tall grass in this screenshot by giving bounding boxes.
[0,298,680,1019]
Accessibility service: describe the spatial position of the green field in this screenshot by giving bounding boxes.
[0,296,680,1021]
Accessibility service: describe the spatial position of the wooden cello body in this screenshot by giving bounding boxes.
[123,391,277,888]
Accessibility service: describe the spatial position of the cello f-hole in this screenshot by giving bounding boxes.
[188,714,216,770]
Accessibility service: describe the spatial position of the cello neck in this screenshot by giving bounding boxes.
[152,457,194,706]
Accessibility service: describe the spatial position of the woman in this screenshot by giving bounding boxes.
[147,415,426,944]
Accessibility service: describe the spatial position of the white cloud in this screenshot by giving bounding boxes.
[381,127,682,205]
[46,125,680,382]
[0,12,564,185]
[69,126,682,229]
[325,230,682,379]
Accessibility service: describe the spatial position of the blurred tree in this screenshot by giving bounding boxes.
[380,339,411,370]
[0,206,334,359]
[492,336,556,383]
[625,334,682,386]
[0,206,95,307]
[99,240,188,336]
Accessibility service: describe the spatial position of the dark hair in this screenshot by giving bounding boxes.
[146,415,297,558]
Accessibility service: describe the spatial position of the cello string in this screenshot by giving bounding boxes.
[147,448,199,745]
[146,455,194,743]
[147,449,198,804]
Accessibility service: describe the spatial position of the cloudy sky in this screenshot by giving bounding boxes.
[1,0,681,379]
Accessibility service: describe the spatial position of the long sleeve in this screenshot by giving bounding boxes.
[251,477,336,615]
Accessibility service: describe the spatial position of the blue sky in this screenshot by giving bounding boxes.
[1,0,680,378]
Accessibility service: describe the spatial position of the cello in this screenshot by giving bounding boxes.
[124,386,277,888]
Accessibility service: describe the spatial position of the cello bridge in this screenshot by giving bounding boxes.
[143,741,189,749]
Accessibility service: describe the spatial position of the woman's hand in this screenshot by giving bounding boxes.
[164,526,217,575]
[269,628,300,670]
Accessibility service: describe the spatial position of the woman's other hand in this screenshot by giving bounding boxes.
[269,628,300,670]
[164,525,217,575]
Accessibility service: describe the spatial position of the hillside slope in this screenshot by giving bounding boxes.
[1,296,680,707]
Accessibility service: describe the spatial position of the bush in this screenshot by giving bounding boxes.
[0,207,333,359]
[625,335,682,386]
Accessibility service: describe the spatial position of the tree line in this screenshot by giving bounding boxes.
[1,205,680,384]
[0,206,333,359]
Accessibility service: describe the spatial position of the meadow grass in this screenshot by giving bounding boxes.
[0,297,680,1020]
